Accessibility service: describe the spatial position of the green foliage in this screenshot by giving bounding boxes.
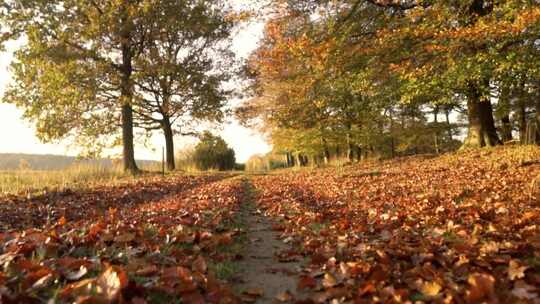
[193,132,236,171]
[1,0,239,166]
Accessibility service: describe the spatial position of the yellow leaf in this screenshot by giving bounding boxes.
[421,281,442,297]
[508,260,528,281]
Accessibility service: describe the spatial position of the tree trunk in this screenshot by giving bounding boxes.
[322,138,330,165]
[296,153,302,167]
[536,97,540,144]
[120,12,138,174]
[355,145,362,162]
[462,84,502,148]
[500,114,513,142]
[433,106,440,154]
[347,135,355,162]
[162,117,175,171]
[389,109,396,158]
[518,100,527,144]
[285,152,291,167]
[445,107,453,141]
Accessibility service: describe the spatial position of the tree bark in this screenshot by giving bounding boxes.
[120,10,138,174]
[462,85,502,148]
[322,138,330,165]
[433,106,440,154]
[518,99,527,144]
[162,116,175,171]
[500,114,513,142]
[536,97,540,144]
[347,135,355,162]
[444,107,453,141]
[295,153,302,167]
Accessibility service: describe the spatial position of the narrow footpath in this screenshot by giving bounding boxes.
[234,179,306,303]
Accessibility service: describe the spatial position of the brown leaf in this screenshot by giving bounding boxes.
[466,273,496,303]
[298,276,317,290]
[114,232,135,243]
[322,272,338,288]
[192,255,208,274]
[243,287,264,297]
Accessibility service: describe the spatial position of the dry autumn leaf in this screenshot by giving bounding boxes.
[466,273,496,303]
[420,281,442,297]
[508,260,528,281]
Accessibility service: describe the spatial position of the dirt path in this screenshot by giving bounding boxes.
[234,179,306,303]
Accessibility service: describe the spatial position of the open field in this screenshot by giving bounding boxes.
[0,146,539,303]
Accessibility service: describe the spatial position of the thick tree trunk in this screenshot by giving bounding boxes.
[462,85,502,148]
[162,117,175,171]
[120,13,138,174]
[121,103,138,173]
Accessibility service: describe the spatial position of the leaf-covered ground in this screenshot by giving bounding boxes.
[251,147,540,303]
[1,147,539,303]
[0,174,246,303]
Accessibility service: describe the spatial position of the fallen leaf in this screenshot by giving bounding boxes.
[66,266,88,281]
[243,287,264,297]
[114,233,135,243]
[322,272,338,288]
[465,273,496,303]
[298,276,317,290]
[512,281,538,300]
[192,256,207,274]
[508,260,528,281]
[96,266,128,301]
[420,281,442,297]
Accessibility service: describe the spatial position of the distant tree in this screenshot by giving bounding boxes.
[193,132,235,171]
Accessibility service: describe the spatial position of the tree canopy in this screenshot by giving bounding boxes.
[239,0,540,165]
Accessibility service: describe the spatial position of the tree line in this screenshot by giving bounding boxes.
[238,0,540,166]
[1,0,241,173]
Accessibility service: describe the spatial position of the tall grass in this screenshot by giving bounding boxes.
[0,163,130,196]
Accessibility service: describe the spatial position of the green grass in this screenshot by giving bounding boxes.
[209,260,239,280]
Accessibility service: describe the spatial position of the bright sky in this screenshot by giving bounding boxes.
[0,6,270,163]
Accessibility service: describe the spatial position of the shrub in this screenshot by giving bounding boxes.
[193,132,236,171]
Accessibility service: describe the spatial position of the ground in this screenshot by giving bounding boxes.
[0,146,539,303]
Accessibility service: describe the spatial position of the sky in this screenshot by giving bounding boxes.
[0,5,270,163]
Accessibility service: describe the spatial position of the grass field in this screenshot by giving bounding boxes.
[0,163,164,195]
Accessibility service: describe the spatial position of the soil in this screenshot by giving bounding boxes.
[234,179,306,303]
